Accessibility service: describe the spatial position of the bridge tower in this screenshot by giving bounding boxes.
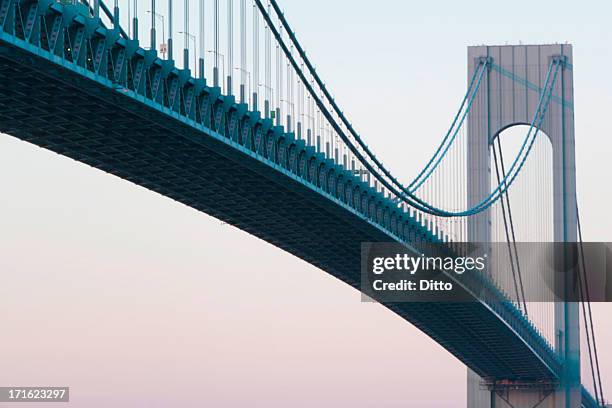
[465,44,579,407]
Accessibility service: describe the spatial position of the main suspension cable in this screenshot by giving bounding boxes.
[577,205,605,404]
[257,0,562,217]
[496,136,528,316]
[492,139,525,314]
[408,61,487,193]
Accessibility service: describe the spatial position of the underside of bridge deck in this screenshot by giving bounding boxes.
[0,31,561,383]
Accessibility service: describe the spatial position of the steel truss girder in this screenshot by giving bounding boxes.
[0,1,590,395]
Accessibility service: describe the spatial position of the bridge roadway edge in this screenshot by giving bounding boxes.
[0,32,563,383]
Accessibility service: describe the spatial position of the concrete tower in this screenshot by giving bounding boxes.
[466,44,579,408]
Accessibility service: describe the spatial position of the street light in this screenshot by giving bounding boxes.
[234,68,251,105]
[258,83,275,119]
[207,50,226,90]
[147,10,166,58]
[320,123,330,157]
[280,99,295,115]
[301,112,315,144]
[280,98,295,132]
[179,31,197,71]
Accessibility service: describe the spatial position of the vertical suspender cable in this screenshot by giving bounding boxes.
[182,0,188,69]
[265,5,271,117]
[250,1,481,215]
[493,138,525,313]
[168,0,173,60]
[113,0,119,29]
[252,2,259,111]
[150,0,156,49]
[113,0,118,24]
[576,246,600,406]
[408,61,486,192]
[132,0,138,40]
[199,0,205,78]
[577,206,605,404]
[227,0,233,94]
[497,137,528,316]
[240,0,246,102]
[287,45,292,132]
[213,0,219,87]
[127,0,131,36]
[254,1,560,217]
[276,26,281,125]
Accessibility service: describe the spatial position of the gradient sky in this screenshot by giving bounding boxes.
[1,0,611,407]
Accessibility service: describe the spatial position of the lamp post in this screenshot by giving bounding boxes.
[147,11,166,58]
[301,112,314,144]
[234,68,251,105]
[208,50,225,90]
[179,31,197,71]
[280,99,295,133]
[258,83,274,119]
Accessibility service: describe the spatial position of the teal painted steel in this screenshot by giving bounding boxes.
[0,3,600,405]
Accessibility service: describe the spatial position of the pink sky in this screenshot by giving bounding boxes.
[1,1,612,406]
[1,134,610,407]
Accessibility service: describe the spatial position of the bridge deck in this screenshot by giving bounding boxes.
[0,0,568,386]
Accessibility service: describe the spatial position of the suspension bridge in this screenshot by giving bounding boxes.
[0,1,607,406]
